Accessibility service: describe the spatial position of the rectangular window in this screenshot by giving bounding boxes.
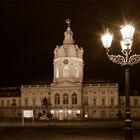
[101,110,105,117]
[102,91,105,94]
[55,99,60,104]
[1,100,4,107]
[25,99,28,107]
[19,99,21,107]
[33,99,36,106]
[111,98,114,106]
[134,99,138,106]
[63,98,68,104]
[55,95,60,105]
[93,110,96,114]
[72,98,77,104]
[120,99,123,105]
[102,99,105,106]
[7,100,10,106]
[93,98,96,106]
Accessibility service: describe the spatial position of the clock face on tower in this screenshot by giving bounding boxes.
[63,59,69,64]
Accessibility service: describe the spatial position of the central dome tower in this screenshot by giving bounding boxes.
[53,19,84,83]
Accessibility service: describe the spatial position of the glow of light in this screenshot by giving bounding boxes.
[51,110,54,114]
[68,110,71,114]
[85,114,88,118]
[23,110,33,118]
[120,25,135,40]
[77,110,80,114]
[101,29,113,49]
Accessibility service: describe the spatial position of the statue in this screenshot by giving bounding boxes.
[66,19,71,27]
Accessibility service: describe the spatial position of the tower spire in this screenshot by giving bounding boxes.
[63,19,74,44]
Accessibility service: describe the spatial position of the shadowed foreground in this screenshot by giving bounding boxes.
[0,127,140,140]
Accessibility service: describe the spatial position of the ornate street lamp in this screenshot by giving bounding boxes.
[101,24,140,140]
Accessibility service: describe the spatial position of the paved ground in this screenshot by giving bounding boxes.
[0,119,140,129]
[0,127,140,140]
[0,119,140,140]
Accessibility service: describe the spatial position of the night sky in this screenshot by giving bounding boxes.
[0,0,140,90]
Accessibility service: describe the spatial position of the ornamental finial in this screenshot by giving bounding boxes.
[66,19,71,27]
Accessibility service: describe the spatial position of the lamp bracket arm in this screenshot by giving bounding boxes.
[107,53,125,65]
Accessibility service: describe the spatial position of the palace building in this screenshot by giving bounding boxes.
[0,20,140,120]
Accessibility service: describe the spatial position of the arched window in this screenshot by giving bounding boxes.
[72,93,77,104]
[63,65,69,77]
[63,94,68,104]
[55,93,60,105]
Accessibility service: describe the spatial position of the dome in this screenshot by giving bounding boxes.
[54,19,83,59]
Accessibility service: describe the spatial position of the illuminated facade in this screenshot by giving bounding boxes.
[1,20,139,120]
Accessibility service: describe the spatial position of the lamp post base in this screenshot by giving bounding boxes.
[124,119,133,140]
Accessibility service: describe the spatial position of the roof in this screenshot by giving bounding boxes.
[119,90,140,96]
[0,87,20,97]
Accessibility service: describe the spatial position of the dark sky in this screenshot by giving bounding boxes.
[0,0,140,90]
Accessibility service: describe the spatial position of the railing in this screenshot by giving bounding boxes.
[21,85,51,88]
[83,83,118,87]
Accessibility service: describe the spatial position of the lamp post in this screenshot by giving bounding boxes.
[101,25,140,140]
